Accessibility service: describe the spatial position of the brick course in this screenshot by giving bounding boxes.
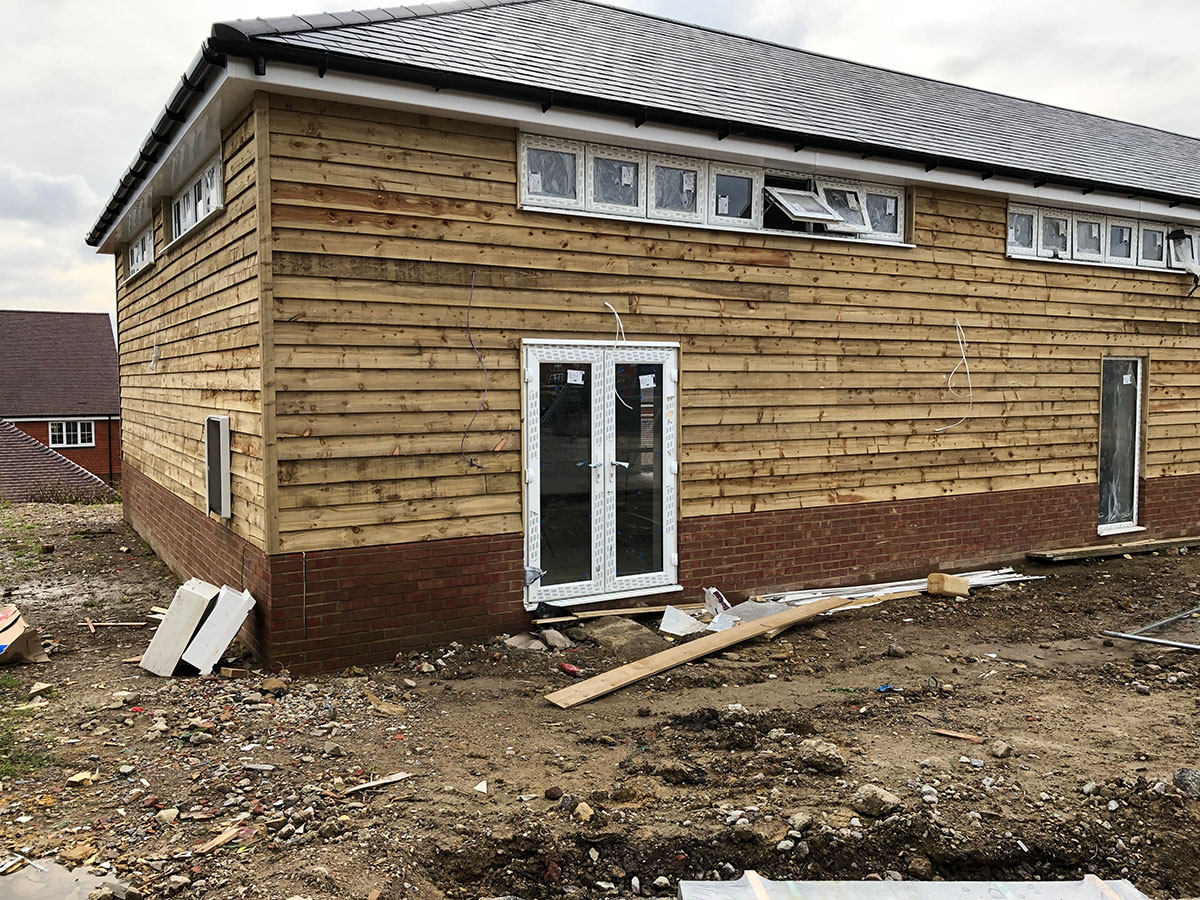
[123,461,1200,673]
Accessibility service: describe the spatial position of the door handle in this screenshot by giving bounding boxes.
[610,460,630,469]
[576,461,604,468]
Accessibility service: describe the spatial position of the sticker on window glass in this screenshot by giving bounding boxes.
[639,373,656,389]
[1122,373,1133,385]
[529,172,543,193]
[717,195,730,215]
[885,198,896,215]
[845,193,860,210]
[567,369,584,385]
[682,171,695,193]
[621,165,634,186]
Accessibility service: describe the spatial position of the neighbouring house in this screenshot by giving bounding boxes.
[0,421,116,504]
[0,311,122,485]
[87,0,1200,672]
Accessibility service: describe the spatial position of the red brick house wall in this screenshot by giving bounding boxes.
[12,419,122,483]
[124,457,1200,674]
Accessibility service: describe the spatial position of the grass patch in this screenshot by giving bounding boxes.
[0,675,53,777]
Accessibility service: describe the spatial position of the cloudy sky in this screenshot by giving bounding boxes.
[2,0,1199,318]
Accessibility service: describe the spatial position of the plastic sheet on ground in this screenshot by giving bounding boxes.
[677,872,1150,900]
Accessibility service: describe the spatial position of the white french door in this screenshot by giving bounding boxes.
[523,341,679,608]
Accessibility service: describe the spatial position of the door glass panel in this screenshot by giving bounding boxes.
[1099,359,1138,526]
[538,362,593,585]
[614,363,664,577]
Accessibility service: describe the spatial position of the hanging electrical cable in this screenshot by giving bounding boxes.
[459,270,489,468]
[603,301,634,410]
[934,318,973,433]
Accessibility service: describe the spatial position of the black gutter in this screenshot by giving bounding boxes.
[85,43,227,247]
[204,34,1200,215]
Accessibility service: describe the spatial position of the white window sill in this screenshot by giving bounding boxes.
[520,203,912,249]
[50,444,96,450]
[1097,524,1147,537]
[527,581,683,611]
[162,205,225,254]
[124,259,156,285]
[1006,251,1188,277]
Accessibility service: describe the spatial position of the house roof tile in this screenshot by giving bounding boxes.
[0,312,119,418]
[0,421,116,503]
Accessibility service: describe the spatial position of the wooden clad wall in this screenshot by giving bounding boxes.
[115,102,266,547]
[265,93,1200,555]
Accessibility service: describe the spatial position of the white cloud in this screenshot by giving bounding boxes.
[0,163,98,226]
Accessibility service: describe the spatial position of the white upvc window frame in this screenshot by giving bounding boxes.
[647,152,706,224]
[814,178,871,234]
[1137,221,1168,268]
[168,154,223,245]
[861,183,905,240]
[1097,356,1144,537]
[1037,207,1072,260]
[1072,212,1105,262]
[127,224,154,278]
[1104,216,1137,265]
[519,133,585,211]
[707,162,763,228]
[585,143,646,216]
[49,420,95,448]
[1006,203,1038,256]
[763,184,841,225]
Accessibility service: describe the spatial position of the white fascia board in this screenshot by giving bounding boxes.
[101,56,1200,249]
[3,415,119,422]
[94,67,245,254]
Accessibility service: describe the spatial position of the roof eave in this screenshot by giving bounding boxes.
[204,33,1200,213]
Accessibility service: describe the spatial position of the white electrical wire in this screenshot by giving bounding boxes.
[603,301,633,410]
[934,318,973,433]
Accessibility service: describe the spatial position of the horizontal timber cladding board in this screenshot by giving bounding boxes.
[265,97,1200,553]
[116,100,266,549]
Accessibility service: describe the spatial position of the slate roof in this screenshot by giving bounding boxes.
[0,421,116,503]
[0,312,119,418]
[209,0,1200,203]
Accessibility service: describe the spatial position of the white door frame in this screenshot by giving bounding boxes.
[1097,355,1144,536]
[523,339,681,609]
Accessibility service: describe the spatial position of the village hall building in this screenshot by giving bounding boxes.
[88,0,1200,671]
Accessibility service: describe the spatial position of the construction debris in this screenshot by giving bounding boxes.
[659,605,706,636]
[931,728,986,744]
[140,579,221,676]
[140,579,254,677]
[545,595,859,709]
[0,604,49,665]
[677,873,1151,900]
[342,771,414,795]
[1100,602,1200,652]
[1029,535,1200,563]
[927,572,971,597]
[180,585,255,675]
[761,567,1042,607]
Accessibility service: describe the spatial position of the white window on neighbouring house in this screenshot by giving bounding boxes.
[169,154,223,243]
[127,225,154,277]
[647,153,705,223]
[49,421,95,448]
[520,134,584,209]
[204,415,232,519]
[1007,204,1037,256]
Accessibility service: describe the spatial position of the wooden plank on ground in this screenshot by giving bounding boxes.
[544,595,857,709]
[1027,535,1200,563]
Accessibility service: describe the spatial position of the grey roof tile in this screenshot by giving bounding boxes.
[229,0,1200,201]
[0,312,119,418]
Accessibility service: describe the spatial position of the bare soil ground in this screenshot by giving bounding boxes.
[2,501,1200,900]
